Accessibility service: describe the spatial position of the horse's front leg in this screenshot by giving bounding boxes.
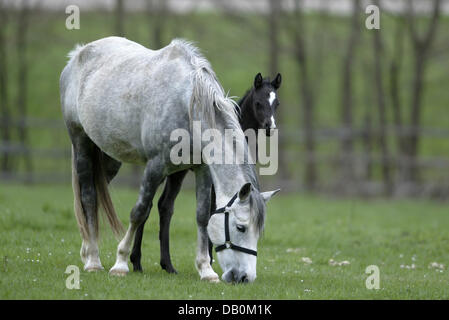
[130,169,187,273]
[109,159,164,276]
[194,167,219,282]
[158,169,188,274]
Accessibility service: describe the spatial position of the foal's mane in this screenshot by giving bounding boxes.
[169,39,240,130]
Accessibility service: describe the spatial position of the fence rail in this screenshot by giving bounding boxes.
[1,118,448,198]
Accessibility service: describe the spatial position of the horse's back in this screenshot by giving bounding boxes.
[61,37,194,164]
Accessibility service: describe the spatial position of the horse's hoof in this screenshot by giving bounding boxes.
[161,262,178,274]
[132,263,143,272]
[166,268,178,275]
[109,263,129,276]
[85,265,104,272]
[84,260,104,272]
[202,275,220,283]
[109,268,128,277]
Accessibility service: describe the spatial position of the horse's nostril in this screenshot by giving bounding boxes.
[238,273,248,283]
[229,269,238,282]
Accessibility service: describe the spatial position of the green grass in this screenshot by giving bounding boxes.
[0,184,448,299]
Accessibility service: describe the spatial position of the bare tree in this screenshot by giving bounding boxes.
[115,0,125,37]
[339,0,361,188]
[389,15,406,181]
[372,0,392,195]
[361,58,374,181]
[16,0,33,180]
[146,0,169,48]
[0,0,10,174]
[287,0,318,190]
[403,0,442,185]
[267,0,289,183]
[268,0,280,78]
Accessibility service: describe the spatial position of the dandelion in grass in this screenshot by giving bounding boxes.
[301,257,312,264]
[428,262,444,270]
[329,259,350,266]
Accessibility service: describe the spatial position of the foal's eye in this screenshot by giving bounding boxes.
[236,225,246,233]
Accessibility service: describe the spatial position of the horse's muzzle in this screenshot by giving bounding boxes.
[222,269,249,284]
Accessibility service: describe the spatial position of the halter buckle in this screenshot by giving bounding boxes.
[225,241,231,249]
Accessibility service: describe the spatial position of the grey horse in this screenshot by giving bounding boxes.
[60,36,279,283]
[131,72,282,274]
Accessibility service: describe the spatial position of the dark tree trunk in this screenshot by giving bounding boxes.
[361,60,374,181]
[268,0,279,78]
[268,0,288,183]
[339,0,361,187]
[291,0,317,191]
[0,1,10,174]
[147,0,168,49]
[403,0,442,185]
[17,0,33,181]
[372,0,392,196]
[389,17,406,180]
[115,0,125,37]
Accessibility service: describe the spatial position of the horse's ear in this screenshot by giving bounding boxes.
[261,189,280,203]
[254,73,263,89]
[239,182,252,202]
[271,73,282,89]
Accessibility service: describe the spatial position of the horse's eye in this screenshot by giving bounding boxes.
[236,225,246,233]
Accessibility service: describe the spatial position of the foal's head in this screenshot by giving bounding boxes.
[240,73,282,136]
[207,183,279,283]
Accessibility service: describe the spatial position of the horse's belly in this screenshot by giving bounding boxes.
[79,104,147,164]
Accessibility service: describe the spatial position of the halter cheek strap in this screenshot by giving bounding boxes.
[212,192,258,257]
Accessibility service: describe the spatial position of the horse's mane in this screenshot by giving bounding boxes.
[169,39,240,130]
[170,40,265,232]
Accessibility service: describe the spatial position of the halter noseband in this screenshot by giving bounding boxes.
[211,192,258,257]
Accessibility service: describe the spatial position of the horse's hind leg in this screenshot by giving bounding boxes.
[71,131,103,271]
[102,152,121,184]
[110,159,164,276]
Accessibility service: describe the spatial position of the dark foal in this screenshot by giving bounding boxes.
[129,72,282,273]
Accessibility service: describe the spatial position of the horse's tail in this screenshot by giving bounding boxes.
[170,39,239,129]
[71,145,124,241]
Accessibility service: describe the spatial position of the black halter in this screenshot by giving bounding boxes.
[212,192,258,257]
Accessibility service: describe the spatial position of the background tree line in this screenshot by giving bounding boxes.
[0,0,448,199]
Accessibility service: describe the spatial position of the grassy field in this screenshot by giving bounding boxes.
[0,183,448,299]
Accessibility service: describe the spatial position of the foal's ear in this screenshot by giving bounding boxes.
[261,189,280,203]
[239,182,252,202]
[254,73,263,89]
[271,73,282,89]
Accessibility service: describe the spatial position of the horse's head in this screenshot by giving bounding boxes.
[207,183,279,283]
[247,72,282,136]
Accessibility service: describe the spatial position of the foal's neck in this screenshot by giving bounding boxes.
[237,89,257,132]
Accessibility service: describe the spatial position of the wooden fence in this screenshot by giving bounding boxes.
[1,117,448,199]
